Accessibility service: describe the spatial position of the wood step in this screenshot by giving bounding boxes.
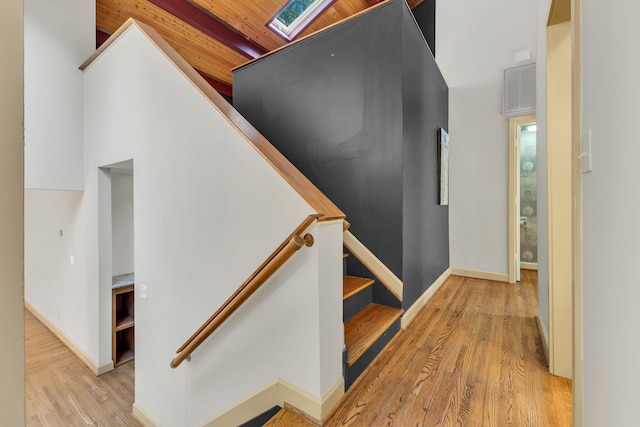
[263,408,315,426]
[343,276,374,300]
[344,304,402,367]
[343,253,349,259]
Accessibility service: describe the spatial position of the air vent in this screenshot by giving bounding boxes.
[502,63,536,117]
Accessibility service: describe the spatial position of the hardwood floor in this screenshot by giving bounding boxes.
[325,271,572,427]
[24,271,571,426]
[25,310,141,426]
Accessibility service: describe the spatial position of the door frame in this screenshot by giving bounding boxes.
[508,114,536,284]
[546,0,582,422]
[570,0,583,423]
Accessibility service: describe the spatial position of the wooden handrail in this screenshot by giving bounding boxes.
[171,214,322,368]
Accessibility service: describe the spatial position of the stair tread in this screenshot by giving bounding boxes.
[343,276,374,300]
[263,408,315,426]
[343,253,349,259]
[344,304,402,367]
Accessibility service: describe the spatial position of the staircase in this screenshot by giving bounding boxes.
[341,253,403,389]
[242,243,403,427]
[263,407,316,426]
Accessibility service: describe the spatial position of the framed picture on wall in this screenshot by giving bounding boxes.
[437,128,449,205]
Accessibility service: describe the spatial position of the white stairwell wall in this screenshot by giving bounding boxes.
[24,14,344,424]
[82,24,343,425]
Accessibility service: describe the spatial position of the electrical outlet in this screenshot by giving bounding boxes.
[140,284,147,300]
[69,255,74,265]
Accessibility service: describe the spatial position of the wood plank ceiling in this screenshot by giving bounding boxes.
[96,0,424,94]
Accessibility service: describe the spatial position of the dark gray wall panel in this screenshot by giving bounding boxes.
[234,2,405,279]
[412,0,436,57]
[401,5,449,310]
[233,0,449,309]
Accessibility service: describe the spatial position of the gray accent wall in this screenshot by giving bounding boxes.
[233,0,448,310]
[401,5,449,308]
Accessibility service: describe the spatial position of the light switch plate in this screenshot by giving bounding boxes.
[140,284,147,300]
[581,129,593,174]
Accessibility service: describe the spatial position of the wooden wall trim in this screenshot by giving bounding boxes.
[546,20,573,380]
[80,19,344,221]
[548,0,571,26]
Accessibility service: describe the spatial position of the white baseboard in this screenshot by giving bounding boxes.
[25,302,114,376]
[536,313,550,368]
[200,377,344,426]
[521,262,538,270]
[133,402,162,427]
[450,268,509,283]
[401,267,451,329]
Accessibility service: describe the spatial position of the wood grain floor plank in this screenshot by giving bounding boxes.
[25,272,571,426]
[325,272,572,427]
[344,304,402,366]
[343,276,374,300]
[263,408,316,426]
[25,310,142,427]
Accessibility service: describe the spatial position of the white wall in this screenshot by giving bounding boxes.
[186,221,343,425]
[82,25,343,426]
[581,1,640,425]
[111,170,134,275]
[0,0,25,423]
[437,0,538,275]
[24,0,94,190]
[24,0,98,365]
[25,189,98,363]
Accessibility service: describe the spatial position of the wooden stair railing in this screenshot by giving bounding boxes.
[170,214,323,368]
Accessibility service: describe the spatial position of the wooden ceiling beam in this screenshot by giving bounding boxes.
[408,0,432,10]
[147,0,267,59]
[97,0,247,84]
[197,72,233,96]
[96,29,110,48]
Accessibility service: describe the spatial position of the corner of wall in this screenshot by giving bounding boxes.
[133,402,163,427]
[26,302,108,376]
[198,377,345,427]
[536,311,550,368]
[402,267,451,329]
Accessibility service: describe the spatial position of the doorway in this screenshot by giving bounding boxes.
[509,114,537,284]
[98,160,136,375]
[110,163,135,367]
[546,13,573,381]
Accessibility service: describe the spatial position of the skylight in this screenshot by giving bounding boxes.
[269,0,333,41]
